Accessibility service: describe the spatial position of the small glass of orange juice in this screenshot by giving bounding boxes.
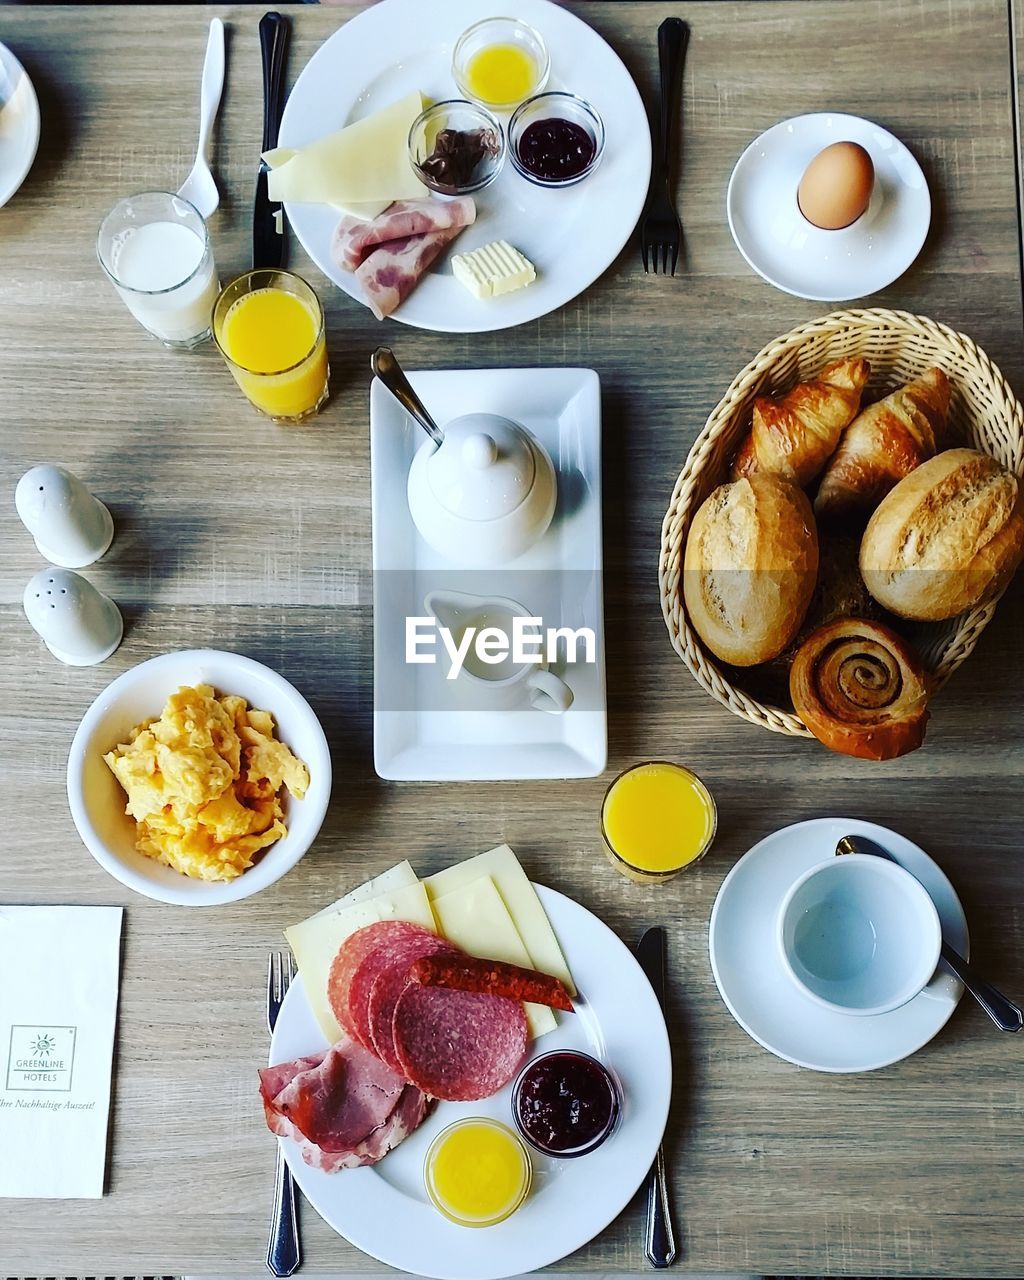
[601,761,717,883]
[213,269,329,423]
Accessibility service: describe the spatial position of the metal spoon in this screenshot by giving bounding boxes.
[836,833,1023,1032]
[177,19,226,218]
[371,347,445,448]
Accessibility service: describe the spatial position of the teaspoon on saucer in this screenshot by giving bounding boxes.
[836,834,1023,1033]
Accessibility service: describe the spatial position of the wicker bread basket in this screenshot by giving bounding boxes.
[659,308,1024,737]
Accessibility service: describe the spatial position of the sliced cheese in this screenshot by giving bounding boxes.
[452,241,536,299]
[285,880,437,1044]
[265,91,428,206]
[425,845,575,996]
[310,860,419,919]
[431,875,557,1039]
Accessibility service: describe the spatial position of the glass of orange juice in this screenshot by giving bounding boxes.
[601,761,717,883]
[213,269,329,423]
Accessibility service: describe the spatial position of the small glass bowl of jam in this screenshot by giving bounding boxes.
[452,17,550,114]
[408,99,505,196]
[508,91,605,189]
[512,1050,622,1158]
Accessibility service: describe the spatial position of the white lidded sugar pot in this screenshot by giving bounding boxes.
[408,413,557,566]
[372,347,558,567]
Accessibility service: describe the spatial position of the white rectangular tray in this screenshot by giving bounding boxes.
[370,367,606,781]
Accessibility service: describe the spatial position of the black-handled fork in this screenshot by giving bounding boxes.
[253,11,289,270]
[266,952,301,1277]
[639,18,689,275]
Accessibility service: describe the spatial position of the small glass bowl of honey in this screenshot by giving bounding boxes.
[452,17,550,114]
[424,1117,532,1228]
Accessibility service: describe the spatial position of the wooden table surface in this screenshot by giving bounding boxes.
[2,2,1024,1275]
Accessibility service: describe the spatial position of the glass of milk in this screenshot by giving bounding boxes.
[96,191,219,348]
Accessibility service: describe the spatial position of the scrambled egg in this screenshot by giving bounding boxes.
[104,684,310,882]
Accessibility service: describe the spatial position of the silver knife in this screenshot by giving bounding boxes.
[253,11,288,269]
[636,927,677,1269]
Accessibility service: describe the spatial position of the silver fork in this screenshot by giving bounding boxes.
[639,18,689,274]
[266,952,301,1277]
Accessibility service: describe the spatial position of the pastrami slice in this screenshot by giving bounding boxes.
[392,984,529,1102]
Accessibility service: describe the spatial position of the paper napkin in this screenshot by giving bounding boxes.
[0,905,123,1198]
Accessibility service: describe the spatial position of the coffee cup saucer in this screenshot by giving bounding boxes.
[709,817,967,1073]
[726,112,931,302]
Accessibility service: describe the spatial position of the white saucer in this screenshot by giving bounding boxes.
[726,112,931,302]
[709,817,967,1073]
[0,42,40,209]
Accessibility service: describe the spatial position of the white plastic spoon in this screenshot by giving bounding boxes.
[177,18,225,218]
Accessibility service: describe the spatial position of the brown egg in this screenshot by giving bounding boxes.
[797,141,875,230]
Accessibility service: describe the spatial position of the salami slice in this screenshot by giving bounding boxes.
[392,984,528,1102]
[367,934,458,1072]
[327,920,436,1048]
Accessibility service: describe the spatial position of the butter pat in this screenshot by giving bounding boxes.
[265,91,428,206]
[451,241,536,298]
[431,875,557,1039]
[285,881,437,1043]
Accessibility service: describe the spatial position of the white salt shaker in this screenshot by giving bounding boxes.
[23,567,123,666]
[15,465,114,568]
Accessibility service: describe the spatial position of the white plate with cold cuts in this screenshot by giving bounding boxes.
[709,817,967,1073]
[269,885,672,1280]
[0,42,40,209]
[278,0,651,332]
[727,112,930,301]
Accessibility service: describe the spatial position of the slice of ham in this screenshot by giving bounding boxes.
[259,1034,407,1171]
[355,225,466,321]
[332,197,476,272]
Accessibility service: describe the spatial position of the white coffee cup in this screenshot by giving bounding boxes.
[777,854,941,1017]
[424,590,574,716]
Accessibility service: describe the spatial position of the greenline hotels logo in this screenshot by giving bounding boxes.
[5,1025,77,1091]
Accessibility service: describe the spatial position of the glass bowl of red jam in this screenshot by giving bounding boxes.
[512,1050,622,1158]
[508,91,605,188]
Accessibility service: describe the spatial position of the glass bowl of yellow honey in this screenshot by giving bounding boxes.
[601,761,718,883]
[424,1117,532,1228]
[452,17,550,114]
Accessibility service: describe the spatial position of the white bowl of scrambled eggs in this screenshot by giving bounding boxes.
[67,649,332,905]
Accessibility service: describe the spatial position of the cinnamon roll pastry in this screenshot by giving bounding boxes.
[789,618,931,760]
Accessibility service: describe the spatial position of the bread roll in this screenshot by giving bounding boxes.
[683,474,819,666]
[860,448,1024,620]
[790,617,930,760]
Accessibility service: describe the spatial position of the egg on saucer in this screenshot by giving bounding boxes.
[726,112,930,302]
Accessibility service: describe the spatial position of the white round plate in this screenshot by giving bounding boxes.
[278,0,651,332]
[709,818,967,1073]
[726,112,931,302]
[270,886,672,1280]
[0,42,40,209]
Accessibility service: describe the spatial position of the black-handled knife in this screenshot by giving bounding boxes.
[635,927,677,1268]
[253,11,289,269]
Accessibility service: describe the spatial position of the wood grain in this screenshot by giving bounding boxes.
[2,2,1023,1275]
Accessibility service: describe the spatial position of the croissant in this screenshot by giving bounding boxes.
[731,357,870,487]
[789,617,931,760]
[814,367,950,519]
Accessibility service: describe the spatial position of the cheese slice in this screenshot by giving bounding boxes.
[431,875,557,1039]
[425,845,575,996]
[310,860,418,919]
[452,241,536,298]
[285,880,437,1043]
[264,91,428,206]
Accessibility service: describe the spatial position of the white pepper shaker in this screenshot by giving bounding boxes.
[23,567,123,666]
[15,465,114,568]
